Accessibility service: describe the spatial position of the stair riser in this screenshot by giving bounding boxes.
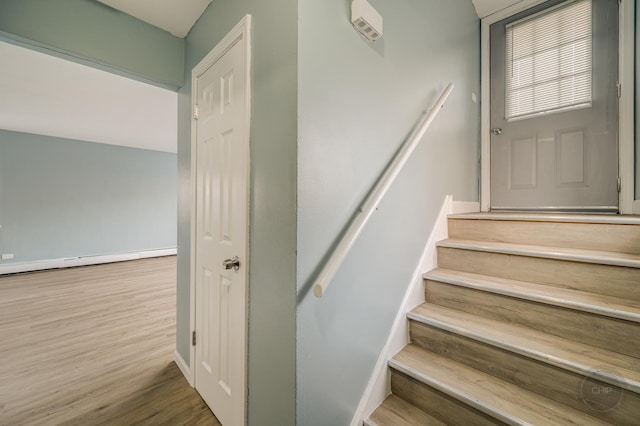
[448,220,640,254]
[390,370,505,426]
[367,395,447,426]
[410,321,640,424]
[425,280,639,357]
[437,247,640,300]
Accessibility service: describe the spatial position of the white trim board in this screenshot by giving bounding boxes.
[619,0,635,214]
[350,197,480,425]
[175,349,194,387]
[480,0,635,214]
[0,248,177,275]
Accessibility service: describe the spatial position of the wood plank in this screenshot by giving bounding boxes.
[437,247,640,300]
[449,213,640,225]
[424,268,640,323]
[409,317,639,424]
[391,370,501,426]
[425,280,640,357]
[366,395,446,426]
[448,218,640,254]
[409,303,640,394]
[438,239,640,268]
[392,345,612,425]
[0,257,220,426]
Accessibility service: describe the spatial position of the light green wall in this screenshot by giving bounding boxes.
[0,0,184,89]
[0,130,177,263]
[177,1,297,424]
[1,1,484,423]
[296,0,480,424]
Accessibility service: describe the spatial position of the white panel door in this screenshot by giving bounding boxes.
[194,36,248,426]
[490,0,619,212]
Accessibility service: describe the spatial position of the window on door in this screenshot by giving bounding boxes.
[505,0,592,121]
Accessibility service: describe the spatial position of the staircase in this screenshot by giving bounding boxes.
[366,213,640,425]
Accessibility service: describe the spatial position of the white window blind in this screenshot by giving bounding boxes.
[506,0,592,120]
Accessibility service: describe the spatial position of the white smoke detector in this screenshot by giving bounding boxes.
[351,0,383,42]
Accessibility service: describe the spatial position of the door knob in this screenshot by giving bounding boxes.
[492,128,503,135]
[223,256,241,271]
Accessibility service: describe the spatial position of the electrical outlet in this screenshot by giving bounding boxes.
[2,254,14,260]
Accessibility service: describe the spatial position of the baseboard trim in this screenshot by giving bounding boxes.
[351,196,479,425]
[174,349,194,387]
[451,200,480,214]
[0,248,177,275]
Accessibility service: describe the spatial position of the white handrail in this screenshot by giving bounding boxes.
[313,83,454,298]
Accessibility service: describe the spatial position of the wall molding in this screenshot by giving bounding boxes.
[619,0,635,214]
[0,248,176,275]
[174,349,194,387]
[350,196,480,425]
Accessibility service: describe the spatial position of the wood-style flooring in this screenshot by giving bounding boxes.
[0,256,220,425]
[367,213,640,425]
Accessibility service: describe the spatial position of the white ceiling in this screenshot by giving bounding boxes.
[96,0,522,35]
[472,0,524,18]
[97,0,213,38]
[0,41,177,153]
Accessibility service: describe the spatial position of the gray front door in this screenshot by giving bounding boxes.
[490,0,619,212]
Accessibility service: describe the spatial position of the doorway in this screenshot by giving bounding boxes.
[485,0,620,212]
[191,15,251,426]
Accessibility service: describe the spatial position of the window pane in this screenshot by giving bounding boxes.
[506,0,592,120]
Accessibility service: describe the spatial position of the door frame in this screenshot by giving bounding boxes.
[480,0,635,214]
[187,14,252,394]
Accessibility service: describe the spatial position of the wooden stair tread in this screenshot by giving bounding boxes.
[409,303,640,394]
[449,212,640,225]
[391,345,612,426]
[365,395,446,426]
[448,215,640,255]
[438,238,640,268]
[423,268,640,323]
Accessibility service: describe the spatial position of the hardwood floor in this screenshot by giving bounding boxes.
[0,256,221,425]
